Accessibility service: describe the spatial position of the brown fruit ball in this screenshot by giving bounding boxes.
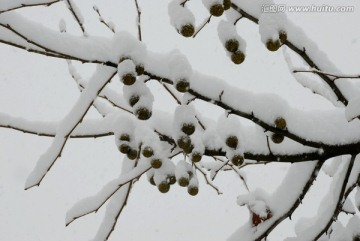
[127,149,138,160]
[168,175,176,185]
[142,146,154,158]
[271,133,284,144]
[135,65,144,75]
[231,51,245,64]
[223,0,231,10]
[353,235,360,241]
[122,73,136,85]
[119,143,130,154]
[119,134,130,142]
[210,4,224,17]
[226,135,239,149]
[151,158,162,169]
[177,136,191,149]
[178,177,189,187]
[231,154,244,166]
[275,117,287,130]
[129,95,140,107]
[188,186,199,196]
[180,24,195,37]
[266,39,281,51]
[279,30,287,43]
[181,123,195,135]
[183,144,194,154]
[191,152,202,163]
[158,182,170,193]
[225,39,239,53]
[176,79,190,93]
[135,107,152,120]
[149,176,156,186]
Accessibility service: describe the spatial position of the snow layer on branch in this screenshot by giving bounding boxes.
[202,0,222,10]
[345,97,360,121]
[25,66,116,189]
[65,160,150,226]
[258,11,287,43]
[168,0,195,30]
[286,158,351,241]
[229,162,318,241]
[0,0,58,11]
[168,50,192,82]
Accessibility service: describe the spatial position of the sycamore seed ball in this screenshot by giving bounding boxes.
[149,176,156,186]
[191,152,202,163]
[353,236,360,241]
[225,39,239,53]
[142,146,154,158]
[183,144,194,154]
[176,79,190,93]
[188,186,199,196]
[181,123,195,135]
[223,0,231,10]
[226,135,238,149]
[231,154,244,166]
[178,177,189,187]
[180,24,195,37]
[231,51,245,64]
[158,182,170,193]
[168,175,176,185]
[275,117,287,129]
[135,107,152,120]
[119,143,130,154]
[271,133,284,144]
[177,136,191,149]
[119,134,130,142]
[127,149,138,160]
[266,39,281,51]
[122,73,136,85]
[279,30,287,43]
[210,4,224,17]
[135,65,144,75]
[129,95,140,107]
[151,158,162,169]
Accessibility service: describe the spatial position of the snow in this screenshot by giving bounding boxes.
[0,0,59,12]
[217,20,246,52]
[168,0,195,31]
[345,97,360,121]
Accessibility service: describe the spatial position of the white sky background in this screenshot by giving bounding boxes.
[0,0,359,241]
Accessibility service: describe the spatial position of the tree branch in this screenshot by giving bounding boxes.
[0,0,61,14]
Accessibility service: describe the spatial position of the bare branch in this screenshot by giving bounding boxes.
[0,0,61,14]
[193,16,211,38]
[194,163,222,195]
[93,6,115,33]
[134,0,142,41]
[64,0,86,34]
[293,69,360,80]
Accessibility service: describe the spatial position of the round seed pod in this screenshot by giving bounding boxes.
[188,186,199,196]
[176,79,190,93]
[191,152,202,163]
[271,133,284,144]
[223,0,231,10]
[127,149,138,160]
[178,177,189,187]
[158,182,170,193]
[122,73,136,85]
[226,135,238,149]
[354,235,360,241]
[266,39,281,51]
[135,65,144,75]
[181,123,195,135]
[231,154,244,166]
[225,39,239,53]
[168,175,177,185]
[119,134,130,142]
[279,30,287,43]
[177,136,191,149]
[183,144,194,154]
[142,146,154,158]
[135,107,152,120]
[231,51,245,64]
[151,158,162,169]
[275,117,286,130]
[210,4,224,17]
[180,24,195,37]
[149,176,156,186]
[129,95,140,107]
[119,143,130,154]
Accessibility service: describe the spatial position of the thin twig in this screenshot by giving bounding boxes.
[0,0,61,14]
[293,69,360,80]
[194,163,222,195]
[180,0,190,7]
[134,0,142,41]
[93,6,115,33]
[65,0,85,34]
[193,16,211,38]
